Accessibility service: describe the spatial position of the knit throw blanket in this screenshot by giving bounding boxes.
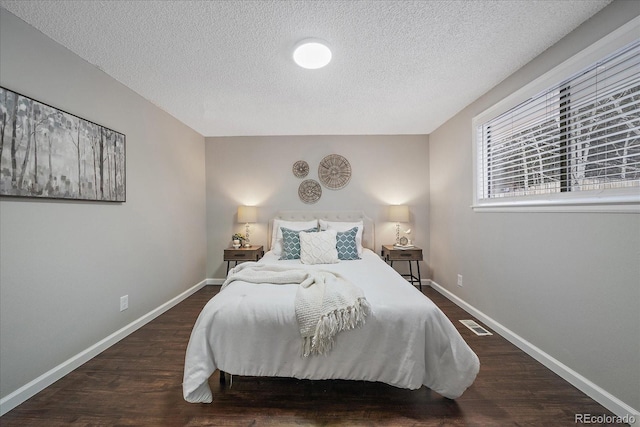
[222,262,371,356]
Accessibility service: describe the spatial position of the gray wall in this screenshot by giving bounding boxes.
[428,0,640,411]
[0,9,207,399]
[205,135,429,279]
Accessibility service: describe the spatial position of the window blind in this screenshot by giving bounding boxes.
[477,39,640,201]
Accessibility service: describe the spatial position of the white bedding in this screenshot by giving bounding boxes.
[183,249,480,403]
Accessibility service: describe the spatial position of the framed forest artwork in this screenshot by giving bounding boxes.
[0,87,126,202]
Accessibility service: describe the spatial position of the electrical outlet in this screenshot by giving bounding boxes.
[120,295,128,312]
[457,274,463,287]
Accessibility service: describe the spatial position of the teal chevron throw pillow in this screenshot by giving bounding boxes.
[336,227,360,260]
[280,227,318,260]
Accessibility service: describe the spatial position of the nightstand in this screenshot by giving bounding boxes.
[381,245,423,291]
[224,245,264,273]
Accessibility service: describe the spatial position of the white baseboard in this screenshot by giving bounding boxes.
[206,278,224,286]
[428,280,639,426]
[0,279,208,417]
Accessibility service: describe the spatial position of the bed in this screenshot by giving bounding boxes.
[183,211,479,403]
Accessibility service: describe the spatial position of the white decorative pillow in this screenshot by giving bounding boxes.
[270,219,318,256]
[300,229,339,265]
[319,220,364,256]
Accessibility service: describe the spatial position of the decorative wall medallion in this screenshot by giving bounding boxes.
[292,160,309,178]
[318,154,351,190]
[298,179,322,204]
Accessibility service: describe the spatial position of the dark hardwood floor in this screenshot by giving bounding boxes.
[1,285,618,426]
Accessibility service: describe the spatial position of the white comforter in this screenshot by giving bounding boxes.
[183,249,480,403]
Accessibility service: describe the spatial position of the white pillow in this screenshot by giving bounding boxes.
[319,220,364,256]
[270,219,318,256]
[300,229,339,265]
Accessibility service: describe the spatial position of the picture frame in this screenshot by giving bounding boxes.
[0,86,126,202]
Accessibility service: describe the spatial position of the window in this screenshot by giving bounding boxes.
[473,18,640,212]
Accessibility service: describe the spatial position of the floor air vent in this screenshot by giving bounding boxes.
[459,319,493,336]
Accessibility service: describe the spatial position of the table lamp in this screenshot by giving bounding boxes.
[237,206,257,247]
[388,205,409,245]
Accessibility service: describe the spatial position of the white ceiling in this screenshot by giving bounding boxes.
[0,0,611,137]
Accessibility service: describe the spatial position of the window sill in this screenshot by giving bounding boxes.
[471,199,640,213]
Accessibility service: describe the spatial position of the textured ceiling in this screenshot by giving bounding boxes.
[0,0,611,137]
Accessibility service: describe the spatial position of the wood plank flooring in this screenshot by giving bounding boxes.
[1,285,618,426]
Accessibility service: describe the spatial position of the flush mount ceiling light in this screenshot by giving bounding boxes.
[293,39,332,69]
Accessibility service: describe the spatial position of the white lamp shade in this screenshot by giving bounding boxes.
[237,206,257,223]
[388,205,409,222]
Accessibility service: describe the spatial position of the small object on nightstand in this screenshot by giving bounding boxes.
[381,244,423,291]
[224,245,264,273]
